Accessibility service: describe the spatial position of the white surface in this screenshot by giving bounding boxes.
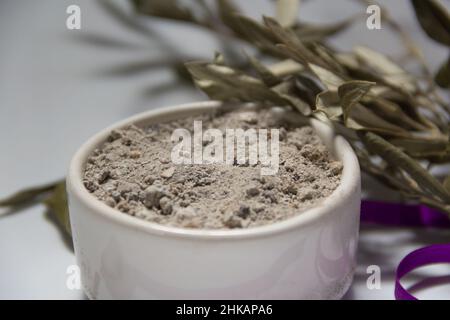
[0,0,449,300]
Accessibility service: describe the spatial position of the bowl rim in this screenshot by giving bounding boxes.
[67,101,360,240]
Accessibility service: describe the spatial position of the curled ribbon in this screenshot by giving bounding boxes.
[394,244,450,300]
[360,200,450,300]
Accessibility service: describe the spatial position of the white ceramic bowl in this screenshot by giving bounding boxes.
[67,101,361,299]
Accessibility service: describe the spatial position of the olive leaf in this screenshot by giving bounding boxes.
[311,43,347,74]
[411,0,450,46]
[365,98,427,131]
[354,46,417,92]
[294,74,323,105]
[309,63,344,91]
[70,32,146,50]
[98,58,192,77]
[338,80,375,123]
[98,0,155,38]
[315,90,342,120]
[444,175,450,193]
[132,0,200,24]
[293,18,355,42]
[272,80,312,115]
[233,15,281,55]
[186,60,312,114]
[275,0,300,28]
[216,0,242,31]
[389,137,449,158]
[430,143,450,164]
[185,61,282,101]
[435,54,450,88]
[246,55,282,87]
[348,104,411,137]
[263,16,326,66]
[267,59,304,78]
[361,132,450,202]
[334,81,411,136]
[0,179,71,236]
[43,182,71,236]
[0,182,58,207]
[217,0,280,54]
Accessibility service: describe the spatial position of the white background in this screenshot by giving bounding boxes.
[0,0,449,299]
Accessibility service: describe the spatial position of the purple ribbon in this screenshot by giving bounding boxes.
[361,200,450,228]
[360,200,450,300]
[394,244,450,300]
